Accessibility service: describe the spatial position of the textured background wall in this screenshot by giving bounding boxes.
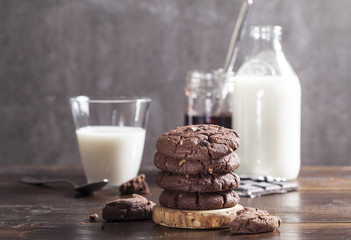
[1,0,351,167]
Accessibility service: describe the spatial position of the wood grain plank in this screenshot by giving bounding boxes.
[1,165,351,239]
[2,221,351,240]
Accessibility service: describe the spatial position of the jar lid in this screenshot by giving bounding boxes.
[186,69,234,89]
[186,70,214,89]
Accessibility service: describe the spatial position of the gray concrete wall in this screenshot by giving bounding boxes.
[1,0,350,167]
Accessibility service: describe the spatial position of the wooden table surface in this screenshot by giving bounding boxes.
[1,165,351,239]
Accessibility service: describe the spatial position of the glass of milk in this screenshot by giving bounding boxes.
[70,96,151,187]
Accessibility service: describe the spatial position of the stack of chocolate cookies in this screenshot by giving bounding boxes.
[154,124,241,210]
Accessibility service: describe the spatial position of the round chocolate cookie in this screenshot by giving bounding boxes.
[154,152,240,175]
[156,124,240,160]
[159,190,240,210]
[156,171,240,193]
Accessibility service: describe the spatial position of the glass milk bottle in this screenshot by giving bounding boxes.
[233,25,301,180]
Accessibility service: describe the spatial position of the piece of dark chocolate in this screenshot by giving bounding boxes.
[236,177,298,198]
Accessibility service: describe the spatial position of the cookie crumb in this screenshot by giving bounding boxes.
[89,213,98,222]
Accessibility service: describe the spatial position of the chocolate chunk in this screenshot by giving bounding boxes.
[156,124,240,160]
[159,190,240,210]
[119,174,150,195]
[156,171,240,193]
[102,194,155,221]
[230,207,281,234]
[199,140,208,147]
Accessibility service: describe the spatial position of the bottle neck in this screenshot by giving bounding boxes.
[247,25,283,58]
[236,25,296,77]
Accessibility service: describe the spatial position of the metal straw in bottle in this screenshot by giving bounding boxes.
[223,0,253,73]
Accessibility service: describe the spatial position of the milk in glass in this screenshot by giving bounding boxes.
[76,126,146,186]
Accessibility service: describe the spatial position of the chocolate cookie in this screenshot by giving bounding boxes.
[119,174,150,195]
[156,171,240,193]
[159,190,240,210]
[156,124,240,160]
[154,152,240,175]
[230,207,281,234]
[102,194,155,221]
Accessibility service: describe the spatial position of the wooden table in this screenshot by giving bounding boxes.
[1,166,351,239]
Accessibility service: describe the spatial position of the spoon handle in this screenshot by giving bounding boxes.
[21,176,76,188]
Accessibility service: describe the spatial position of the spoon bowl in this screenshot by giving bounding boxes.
[74,179,109,195]
[21,176,109,195]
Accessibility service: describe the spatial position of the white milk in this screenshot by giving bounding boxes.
[233,76,301,180]
[76,126,146,186]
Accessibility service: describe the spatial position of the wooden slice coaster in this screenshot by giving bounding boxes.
[152,204,243,229]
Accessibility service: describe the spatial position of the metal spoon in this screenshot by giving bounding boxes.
[21,176,109,195]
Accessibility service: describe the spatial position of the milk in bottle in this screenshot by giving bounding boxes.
[233,25,301,180]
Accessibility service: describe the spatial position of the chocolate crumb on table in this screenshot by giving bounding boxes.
[230,207,281,234]
[89,213,98,222]
[119,174,150,195]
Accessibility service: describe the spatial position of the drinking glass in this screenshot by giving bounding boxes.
[70,96,151,186]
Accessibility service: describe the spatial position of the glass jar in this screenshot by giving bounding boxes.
[233,25,301,180]
[184,69,234,128]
